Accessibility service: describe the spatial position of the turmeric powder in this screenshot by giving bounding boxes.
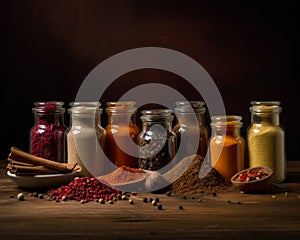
[209,116,245,181]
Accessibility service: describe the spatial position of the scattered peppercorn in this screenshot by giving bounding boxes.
[212,192,217,197]
[17,193,24,201]
[152,200,157,206]
[129,199,134,204]
[38,194,43,199]
[99,198,105,204]
[182,196,187,200]
[33,192,38,197]
[157,204,163,210]
[143,197,148,203]
[149,197,153,202]
[9,195,14,198]
[28,193,33,197]
[198,199,202,203]
[155,197,160,203]
[121,195,127,200]
[166,191,171,196]
[178,205,183,210]
[80,199,86,204]
[131,191,137,196]
[62,196,68,201]
[109,200,114,204]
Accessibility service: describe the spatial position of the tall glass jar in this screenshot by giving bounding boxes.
[104,101,140,168]
[247,101,286,183]
[30,101,66,162]
[209,115,245,181]
[66,102,106,177]
[138,109,177,171]
[173,101,208,159]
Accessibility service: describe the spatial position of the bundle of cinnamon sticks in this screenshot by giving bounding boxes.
[7,147,81,176]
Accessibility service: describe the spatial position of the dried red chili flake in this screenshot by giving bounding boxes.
[236,169,269,182]
[47,177,123,202]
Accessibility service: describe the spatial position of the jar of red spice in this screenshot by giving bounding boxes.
[209,115,245,181]
[173,101,209,159]
[29,101,67,162]
[104,101,140,168]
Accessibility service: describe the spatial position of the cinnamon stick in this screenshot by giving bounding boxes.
[9,147,77,172]
[8,164,63,175]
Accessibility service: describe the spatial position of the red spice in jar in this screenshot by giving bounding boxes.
[30,102,66,162]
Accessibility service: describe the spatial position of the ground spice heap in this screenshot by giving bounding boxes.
[100,165,145,185]
[169,154,233,195]
[47,177,123,202]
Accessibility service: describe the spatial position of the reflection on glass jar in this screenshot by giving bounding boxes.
[138,109,177,171]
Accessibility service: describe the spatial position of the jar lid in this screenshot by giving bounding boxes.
[175,101,206,113]
[250,101,282,113]
[32,101,65,114]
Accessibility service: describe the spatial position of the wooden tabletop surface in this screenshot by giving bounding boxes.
[0,160,300,240]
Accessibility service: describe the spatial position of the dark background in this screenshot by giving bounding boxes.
[0,0,298,160]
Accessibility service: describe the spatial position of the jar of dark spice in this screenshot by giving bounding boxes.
[66,102,106,177]
[173,101,209,159]
[104,101,140,168]
[138,109,177,171]
[29,101,67,162]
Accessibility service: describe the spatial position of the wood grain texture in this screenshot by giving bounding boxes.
[0,161,300,240]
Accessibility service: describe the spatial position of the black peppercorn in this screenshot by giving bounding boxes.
[157,204,163,210]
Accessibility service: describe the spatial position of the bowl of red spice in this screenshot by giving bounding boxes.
[231,166,273,193]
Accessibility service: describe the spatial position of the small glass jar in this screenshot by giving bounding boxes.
[66,102,106,177]
[209,115,245,181]
[138,109,177,171]
[30,101,66,162]
[173,101,209,159]
[104,101,140,168]
[247,101,286,183]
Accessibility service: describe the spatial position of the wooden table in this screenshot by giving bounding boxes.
[1,160,300,240]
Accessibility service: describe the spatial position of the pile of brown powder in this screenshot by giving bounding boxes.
[168,154,234,195]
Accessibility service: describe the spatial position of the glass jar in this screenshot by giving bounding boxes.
[173,101,209,159]
[30,101,66,162]
[209,115,245,181]
[247,101,286,183]
[138,109,177,171]
[66,102,106,177]
[104,101,140,168]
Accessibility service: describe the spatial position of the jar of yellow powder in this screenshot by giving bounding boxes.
[247,101,286,183]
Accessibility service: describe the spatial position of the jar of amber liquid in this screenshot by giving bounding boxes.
[247,101,286,183]
[209,115,245,181]
[104,101,140,168]
[173,101,208,159]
